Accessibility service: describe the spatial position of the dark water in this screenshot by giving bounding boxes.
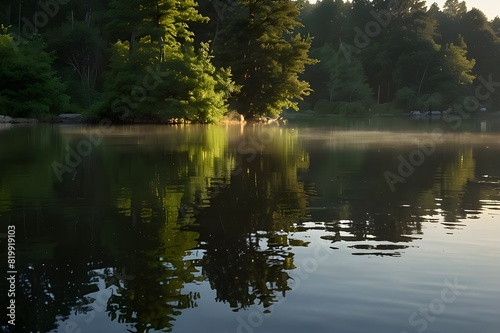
[0,120,499,333]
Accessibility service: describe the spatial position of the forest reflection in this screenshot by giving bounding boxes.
[1,124,499,332]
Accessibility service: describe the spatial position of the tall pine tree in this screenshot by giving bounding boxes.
[100,0,235,123]
[214,0,317,119]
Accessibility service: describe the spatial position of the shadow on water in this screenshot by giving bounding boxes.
[0,122,499,332]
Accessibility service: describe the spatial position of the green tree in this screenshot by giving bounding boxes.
[299,0,349,49]
[45,20,106,109]
[0,28,69,118]
[459,9,500,108]
[215,0,317,119]
[443,0,467,19]
[491,17,500,38]
[313,43,372,113]
[441,36,476,85]
[392,35,475,110]
[459,9,500,78]
[164,43,237,124]
[374,0,437,103]
[100,0,234,123]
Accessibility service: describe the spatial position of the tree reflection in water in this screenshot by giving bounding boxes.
[1,125,500,332]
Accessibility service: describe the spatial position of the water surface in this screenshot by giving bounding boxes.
[0,120,499,333]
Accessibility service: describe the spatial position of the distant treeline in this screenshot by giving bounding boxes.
[0,0,499,122]
[298,0,500,115]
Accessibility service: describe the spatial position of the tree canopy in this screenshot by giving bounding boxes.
[0,0,499,120]
[298,0,499,113]
[0,27,69,118]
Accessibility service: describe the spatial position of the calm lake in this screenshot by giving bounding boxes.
[1,119,499,333]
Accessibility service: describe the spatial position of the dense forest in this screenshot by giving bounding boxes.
[0,0,499,123]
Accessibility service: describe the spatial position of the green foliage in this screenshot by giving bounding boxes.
[154,43,238,123]
[44,19,106,109]
[298,0,499,114]
[416,92,444,112]
[180,44,239,123]
[299,0,350,49]
[314,99,336,114]
[315,44,373,104]
[443,0,467,19]
[0,29,69,118]
[394,86,418,110]
[459,9,500,77]
[442,36,476,85]
[214,0,317,119]
[99,0,235,123]
[1,0,500,120]
[492,17,500,38]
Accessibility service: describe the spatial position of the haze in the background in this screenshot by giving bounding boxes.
[306,0,500,20]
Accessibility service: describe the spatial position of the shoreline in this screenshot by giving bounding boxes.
[0,113,277,126]
[1,112,500,126]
